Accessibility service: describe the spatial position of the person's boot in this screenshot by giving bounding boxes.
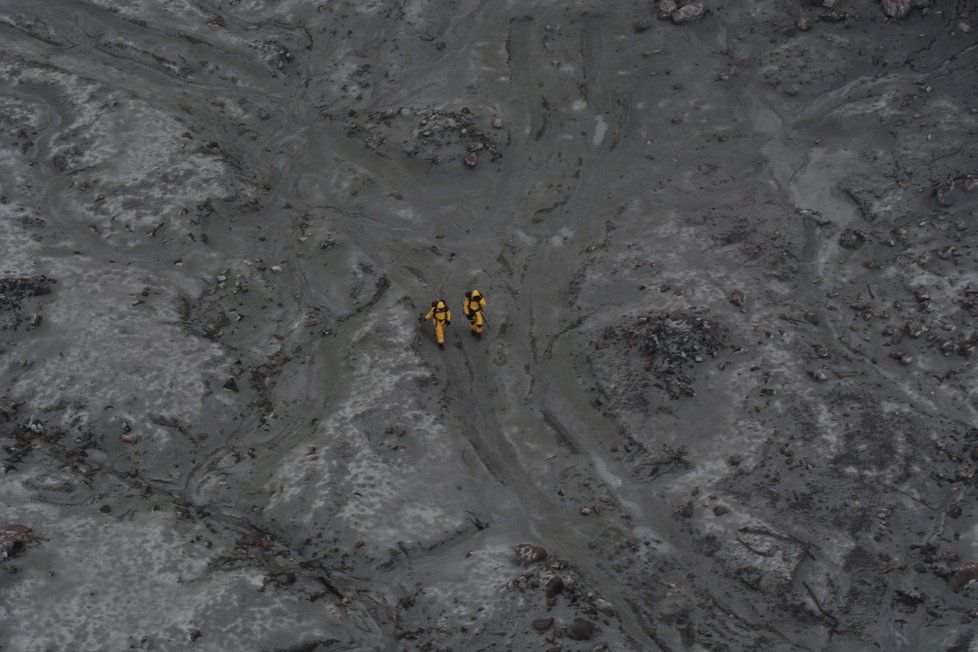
[439,342,444,350]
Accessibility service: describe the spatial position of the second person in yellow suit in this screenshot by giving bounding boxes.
[424,299,451,350]
[463,290,487,339]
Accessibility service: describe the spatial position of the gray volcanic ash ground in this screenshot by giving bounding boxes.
[1,1,978,650]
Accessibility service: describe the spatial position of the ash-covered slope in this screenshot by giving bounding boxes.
[1,1,976,651]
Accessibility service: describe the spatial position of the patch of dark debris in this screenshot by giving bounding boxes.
[330,105,503,168]
[0,275,54,310]
[593,311,728,399]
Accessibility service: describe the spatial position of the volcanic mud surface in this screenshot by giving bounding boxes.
[2,1,977,650]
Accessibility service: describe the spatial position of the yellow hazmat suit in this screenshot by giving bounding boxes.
[424,299,451,349]
[463,290,487,337]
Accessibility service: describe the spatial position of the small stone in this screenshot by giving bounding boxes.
[594,598,615,616]
[190,629,202,642]
[713,505,729,516]
[568,618,596,641]
[808,368,828,381]
[728,454,743,466]
[121,434,140,444]
[797,15,811,31]
[491,117,503,129]
[949,504,963,518]
[904,320,926,338]
[545,575,565,599]
[634,19,651,33]
[99,504,112,514]
[532,617,554,630]
[838,229,865,249]
[464,152,478,168]
[952,562,978,592]
[655,0,678,18]
[546,558,568,570]
[515,543,548,564]
[880,0,914,19]
[223,377,239,392]
[673,502,694,518]
[728,290,746,307]
[957,467,975,480]
[671,3,704,23]
[207,14,225,27]
[579,505,594,515]
[813,343,829,358]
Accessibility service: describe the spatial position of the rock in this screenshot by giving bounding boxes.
[655,0,678,18]
[949,504,963,518]
[579,505,594,515]
[713,505,729,516]
[797,15,811,31]
[888,350,912,365]
[198,302,230,338]
[904,319,926,338]
[728,290,745,306]
[813,343,829,358]
[532,617,554,630]
[491,117,503,129]
[594,598,616,616]
[120,434,140,444]
[672,3,705,24]
[464,152,478,168]
[189,629,202,641]
[545,575,565,599]
[515,543,548,564]
[838,229,864,249]
[223,377,239,392]
[808,368,828,381]
[207,14,225,27]
[568,618,596,640]
[728,454,743,466]
[673,502,694,518]
[634,19,651,33]
[880,0,930,19]
[952,562,978,592]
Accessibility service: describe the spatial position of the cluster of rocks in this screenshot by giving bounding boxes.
[510,543,615,648]
[654,0,705,24]
[334,105,503,169]
[594,311,728,399]
[880,0,932,19]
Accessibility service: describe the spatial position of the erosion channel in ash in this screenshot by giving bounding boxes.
[1,1,977,650]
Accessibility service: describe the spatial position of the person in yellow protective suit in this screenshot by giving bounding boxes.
[463,290,487,338]
[424,299,451,349]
